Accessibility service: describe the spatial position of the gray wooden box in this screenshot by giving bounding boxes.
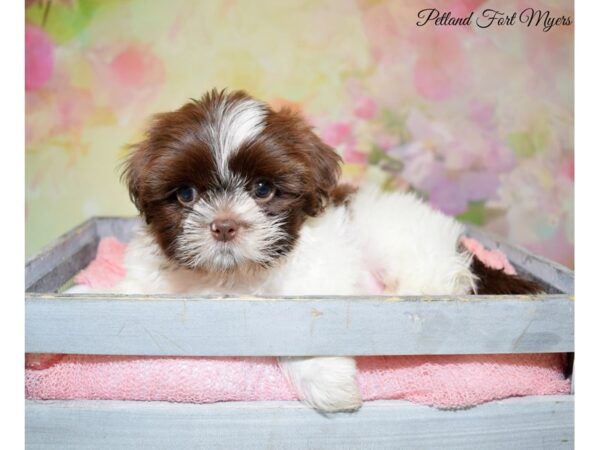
[25,217,574,449]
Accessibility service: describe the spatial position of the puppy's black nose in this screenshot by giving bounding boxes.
[210,219,239,242]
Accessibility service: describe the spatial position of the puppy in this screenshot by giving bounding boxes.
[118,89,540,412]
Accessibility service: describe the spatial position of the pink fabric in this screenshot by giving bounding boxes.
[25,353,64,370]
[26,354,569,409]
[25,236,570,408]
[461,236,517,275]
[73,237,127,289]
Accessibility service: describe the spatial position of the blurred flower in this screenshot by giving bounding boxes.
[321,122,353,147]
[412,30,470,101]
[344,144,369,164]
[25,24,54,91]
[447,0,486,17]
[390,110,512,215]
[353,95,378,120]
[109,44,165,90]
[87,43,165,125]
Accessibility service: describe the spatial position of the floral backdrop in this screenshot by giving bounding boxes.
[25,0,574,268]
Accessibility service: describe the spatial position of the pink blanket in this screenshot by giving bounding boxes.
[25,237,570,409]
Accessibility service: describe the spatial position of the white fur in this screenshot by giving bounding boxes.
[279,356,362,411]
[350,186,475,295]
[208,98,266,178]
[176,187,287,271]
[115,186,476,411]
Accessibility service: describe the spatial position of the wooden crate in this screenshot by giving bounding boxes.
[25,217,574,449]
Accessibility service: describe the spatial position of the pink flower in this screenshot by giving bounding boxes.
[321,122,353,147]
[343,145,368,164]
[448,0,486,17]
[110,44,165,88]
[412,30,470,101]
[25,24,54,91]
[560,156,574,181]
[91,43,166,123]
[353,96,378,120]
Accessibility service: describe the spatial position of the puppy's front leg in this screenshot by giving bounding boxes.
[278,356,362,412]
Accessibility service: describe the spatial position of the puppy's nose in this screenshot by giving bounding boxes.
[210,219,239,242]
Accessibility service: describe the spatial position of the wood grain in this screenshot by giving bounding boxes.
[25,293,573,355]
[25,396,574,450]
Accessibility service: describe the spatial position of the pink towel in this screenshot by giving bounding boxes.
[26,354,568,409]
[25,237,570,408]
[73,237,126,289]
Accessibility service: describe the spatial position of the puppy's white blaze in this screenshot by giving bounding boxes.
[211,98,267,178]
[177,188,286,270]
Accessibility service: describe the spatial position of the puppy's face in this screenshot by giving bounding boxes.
[123,90,341,272]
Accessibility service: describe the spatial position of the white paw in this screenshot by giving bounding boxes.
[279,356,362,412]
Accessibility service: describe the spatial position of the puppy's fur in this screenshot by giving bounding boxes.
[118,89,539,412]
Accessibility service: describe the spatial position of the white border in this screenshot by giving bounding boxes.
[14,1,586,448]
[574,0,599,447]
[2,0,24,446]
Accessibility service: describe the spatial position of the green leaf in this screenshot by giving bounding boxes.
[26,0,106,44]
[367,145,386,165]
[507,132,536,157]
[456,201,487,225]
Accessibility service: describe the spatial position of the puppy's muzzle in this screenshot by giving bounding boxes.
[210,218,239,242]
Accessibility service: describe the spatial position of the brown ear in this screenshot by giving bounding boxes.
[120,140,149,215]
[120,111,168,218]
[303,130,342,216]
[266,105,343,216]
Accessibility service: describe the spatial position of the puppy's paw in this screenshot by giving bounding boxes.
[303,373,363,412]
[279,356,362,412]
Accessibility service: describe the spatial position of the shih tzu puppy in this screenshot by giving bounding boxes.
[118,89,540,412]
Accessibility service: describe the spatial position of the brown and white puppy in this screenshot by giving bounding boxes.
[123,90,340,277]
[117,89,540,412]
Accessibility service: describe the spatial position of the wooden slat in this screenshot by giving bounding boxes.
[24,217,139,293]
[25,294,573,356]
[465,226,574,294]
[25,396,573,450]
[25,218,99,293]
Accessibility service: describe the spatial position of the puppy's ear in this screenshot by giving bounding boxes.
[120,140,149,216]
[303,130,342,216]
[267,105,343,216]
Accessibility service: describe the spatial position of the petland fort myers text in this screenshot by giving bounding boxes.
[416,8,572,32]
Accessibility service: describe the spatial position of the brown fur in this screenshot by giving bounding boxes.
[471,255,543,295]
[331,183,358,207]
[121,98,220,259]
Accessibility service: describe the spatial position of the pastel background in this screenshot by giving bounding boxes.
[25,0,574,268]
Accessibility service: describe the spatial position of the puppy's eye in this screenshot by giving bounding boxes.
[254,181,274,201]
[176,186,197,205]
